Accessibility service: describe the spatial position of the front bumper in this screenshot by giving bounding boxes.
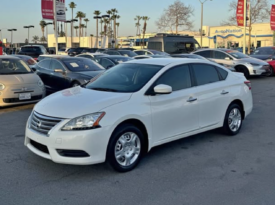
[0,84,45,107]
[24,116,112,165]
[248,64,271,76]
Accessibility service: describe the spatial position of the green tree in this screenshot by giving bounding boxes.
[76,11,86,37]
[142,16,150,48]
[39,20,46,38]
[74,26,79,37]
[32,35,39,43]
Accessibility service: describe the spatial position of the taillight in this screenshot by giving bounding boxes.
[34,58,38,61]
[27,59,37,65]
[244,81,251,90]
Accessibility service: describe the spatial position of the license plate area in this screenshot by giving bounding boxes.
[19,93,31,100]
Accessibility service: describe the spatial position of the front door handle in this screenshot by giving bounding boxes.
[221,90,229,95]
[187,97,197,102]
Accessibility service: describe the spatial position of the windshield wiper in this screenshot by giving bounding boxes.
[91,87,118,92]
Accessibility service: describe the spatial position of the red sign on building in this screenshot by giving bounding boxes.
[236,0,244,27]
[41,0,54,20]
[271,5,275,31]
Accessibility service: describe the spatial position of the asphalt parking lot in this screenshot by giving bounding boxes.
[1,77,275,205]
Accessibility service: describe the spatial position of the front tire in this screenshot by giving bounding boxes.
[222,104,243,136]
[107,124,145,172]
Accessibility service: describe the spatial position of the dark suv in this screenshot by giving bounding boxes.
[67,47,89,56]
[18,45,48,59]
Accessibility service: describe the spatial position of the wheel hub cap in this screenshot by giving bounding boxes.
[228,108,242,132]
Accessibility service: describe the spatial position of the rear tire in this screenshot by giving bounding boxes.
[222,104,243,136]
[107,124,145,172]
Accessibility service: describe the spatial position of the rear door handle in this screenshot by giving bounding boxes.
[187,97,197,102]
[221,90,229,95]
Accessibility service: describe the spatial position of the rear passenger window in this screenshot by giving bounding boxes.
[192,64,220,86]
[216,67,228,80]
[38,59,51,69]
[195,50,211,58]
[155,65,191,91]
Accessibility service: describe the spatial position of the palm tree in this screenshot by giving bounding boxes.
[84,18,89,37]
[116,22,120,38]
[40,36,47,43]
[76,11,86,37]
[94,10,101,48]
[142,16,150,48]
[80,24,85,37]
[32,35,39,43]
[40,20,46,38]
[69,2,77,46]
[74,26,79,37]
[110,9,119,47]
[103,18,109,36]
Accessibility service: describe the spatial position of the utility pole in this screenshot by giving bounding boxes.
[53,0,58,54]
[243,0,247,54]
[199,0,212,48]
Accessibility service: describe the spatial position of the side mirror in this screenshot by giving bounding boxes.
[31,67,37,72]
[154,84,172,94]
[225,57,231,60]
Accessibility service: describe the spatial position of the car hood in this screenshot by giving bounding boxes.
[0,73,40,85]
[75,70,104,78]
[34,86,132,118]
[249,55,271,60]
[236,57,268,65]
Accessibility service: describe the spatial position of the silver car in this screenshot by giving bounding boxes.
[193,49,270,78]
[0,56,45,107]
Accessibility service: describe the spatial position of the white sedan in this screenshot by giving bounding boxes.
[25,58,253,172]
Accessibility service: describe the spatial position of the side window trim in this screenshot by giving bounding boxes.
[145,64,194,96]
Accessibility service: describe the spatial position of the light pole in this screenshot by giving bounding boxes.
[8,29,17,53]
[23,25,34,44]
[94,16,102,48]
[102,15,110,48]
[198,0,212,48]
[45,22,53,44]
[64,20,72,47]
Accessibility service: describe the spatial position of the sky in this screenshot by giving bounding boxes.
[0,0,273,43]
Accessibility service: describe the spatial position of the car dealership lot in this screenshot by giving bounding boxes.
[1,77,275,205]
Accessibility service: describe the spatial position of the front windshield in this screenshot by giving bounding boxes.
[227,51,248,59]
[0,59,32,74]
[86,63,163,93]
[108,57,133,64]
[252,47,275,55]
[118,51,137,57]
[62,58,105,72]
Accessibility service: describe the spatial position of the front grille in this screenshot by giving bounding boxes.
[30,139,49,154]
[57,150,90,158]
[30,111,63,135]
[3,95,42,103]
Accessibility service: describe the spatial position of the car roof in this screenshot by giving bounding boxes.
[0,55,20,59]
[124,58,207,66]
[21,45,45,48]
[78,53,107,56]
[39,55,71,58]
[97,55,130,58]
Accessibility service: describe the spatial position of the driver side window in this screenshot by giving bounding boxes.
[50,60,64,71]
[155,65,192,91]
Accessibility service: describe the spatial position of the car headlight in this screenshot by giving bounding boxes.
[38,80,44,87]
[61,112,105,131]
[248,63,260,66]
[0,83,5,90]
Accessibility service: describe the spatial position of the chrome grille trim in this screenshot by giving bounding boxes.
[30,111,64,135]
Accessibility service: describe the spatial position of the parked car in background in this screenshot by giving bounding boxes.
[0,56,45,107]
[250,46,275,76]
[193,49,270,78]
[103,50,138,57]
[133,55,172,60]
[95,55,133,69]
[76,53,108,62]
[171,53,236,72]
[147,33,201,54]
[67,47,89,56]
[35,56,104,93]
[37,54,59,62]
[134,49,169,56]
[96,48,107,53]
[12,55,37,70]
[58,47,70,55]
[81,48,98,53]
[25,58,253,172]
[119,48,136,51]
[47,47,56,54]
[18,45,48,60]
